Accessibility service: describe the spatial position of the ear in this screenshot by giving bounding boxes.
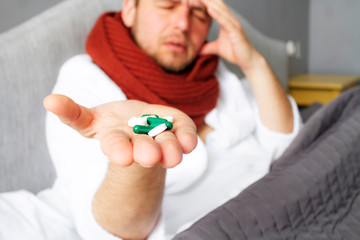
[122,0,137,27]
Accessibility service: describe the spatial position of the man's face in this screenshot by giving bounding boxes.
[129,0,211,72]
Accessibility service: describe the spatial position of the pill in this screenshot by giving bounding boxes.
[163,116,174,123]
[148,123,168,137]
[141,114,159,118]
[147,118,173,130]
[133,125,153,134]
[128,117,148,127]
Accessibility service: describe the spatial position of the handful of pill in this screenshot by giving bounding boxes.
[128,114,174,137]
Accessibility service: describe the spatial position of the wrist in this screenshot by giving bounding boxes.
[93,162,166,239]
[240,51,267,77]
[107,162,166,186]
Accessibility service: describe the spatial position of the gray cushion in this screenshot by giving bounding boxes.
[0,0,122,193]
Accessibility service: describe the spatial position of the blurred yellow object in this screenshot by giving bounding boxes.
[289,74,360,106]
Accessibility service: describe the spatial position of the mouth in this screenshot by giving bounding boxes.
[164,40,188,53]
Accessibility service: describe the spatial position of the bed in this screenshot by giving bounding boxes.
[174,86,360,239]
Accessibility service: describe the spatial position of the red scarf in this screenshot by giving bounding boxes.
[86,12,219,128]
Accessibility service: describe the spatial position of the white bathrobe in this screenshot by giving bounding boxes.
[0,54,302,240]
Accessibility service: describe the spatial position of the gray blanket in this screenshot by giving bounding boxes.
[174,87,360,240]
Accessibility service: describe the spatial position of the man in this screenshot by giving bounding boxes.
[42,0,302,239]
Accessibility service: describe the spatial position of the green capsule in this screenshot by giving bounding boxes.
[165,121,173,130]
[133,125,153,134]
[141,114,159,118]
[147,118,173,130]
[147,118,167,124]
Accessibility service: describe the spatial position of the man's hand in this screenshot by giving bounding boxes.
[200,0,261,71]
[199,0,294,133]
[43,94,197,168]
[44,94,198,238]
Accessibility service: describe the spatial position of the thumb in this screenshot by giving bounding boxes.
[199,41,219,56]
[43,94,94,136]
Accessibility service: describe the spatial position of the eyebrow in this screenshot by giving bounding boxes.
[192,6,207,13]
[156,0,209,15]
[160,0,207,9]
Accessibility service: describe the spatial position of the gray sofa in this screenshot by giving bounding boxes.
[0,0,289,194]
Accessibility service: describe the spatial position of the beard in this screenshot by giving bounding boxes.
[131,26,197,73]
[150,50,196,73]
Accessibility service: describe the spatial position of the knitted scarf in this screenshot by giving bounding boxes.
[86,12,219,128]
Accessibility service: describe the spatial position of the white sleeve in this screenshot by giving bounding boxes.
[205,61,256,148]
[254,95,303,160]
[46,55,164,240]
[208,61,303,159]
[242,80,303,160]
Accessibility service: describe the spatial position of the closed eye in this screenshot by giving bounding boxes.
[155,0,178,9]
[191,8,209,22]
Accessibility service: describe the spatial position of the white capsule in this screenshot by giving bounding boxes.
[148,123,168,137]
[128,117,148,127]
[163,116,174,123]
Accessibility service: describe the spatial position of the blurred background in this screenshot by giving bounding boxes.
[0,0,359,78]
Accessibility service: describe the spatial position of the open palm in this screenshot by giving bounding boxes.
[43,94,197,168]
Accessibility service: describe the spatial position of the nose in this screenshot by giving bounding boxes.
[174,6,190,32]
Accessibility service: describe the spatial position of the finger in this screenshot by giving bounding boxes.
[201,0,240,32]
[209,6,240,33]
[202,0,233,19]
[172,114,198,154]
[99,130,133,166]
[176,128,198,154]
[132,134,162,167]
[143,105,197,154]
[154,131,183,168]
[43,94,94,136]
